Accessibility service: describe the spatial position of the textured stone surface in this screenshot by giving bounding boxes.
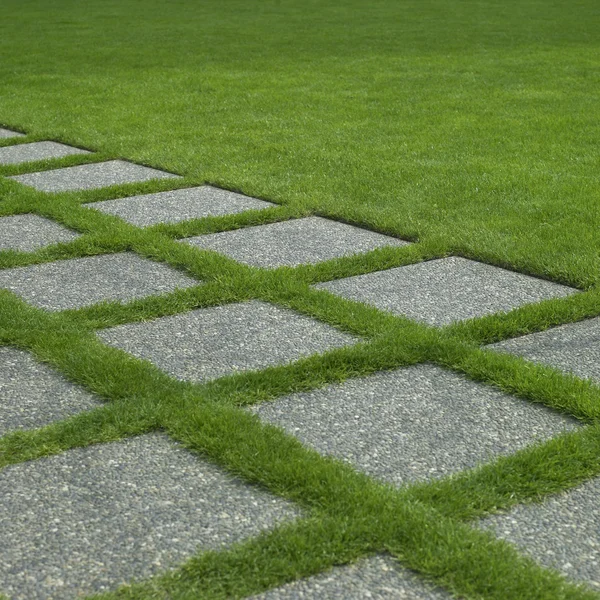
[0,128,25,139]
[183,216,408,268]
[0,141,90,165]
[0,214,80,252]
[98,300,358,382]
[481,476,600,590]
[315,257,577,326]
[9,160,180,192]
[489,317,600,383]
[0,347,100,436]
[84,185,275,227]
[251,364,579,486]
[0,252,197,311]
[0,434,298,599]
[252,555,450,599]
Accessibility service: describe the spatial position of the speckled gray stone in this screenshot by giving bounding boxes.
[0,433,298,600]
[0,141,90,165]
[251,364,579,486]
[0,214,80,252]
[9,160,180,192]
[183,217,408,268]
[84,185,275,227]
[315,257,576,326]
[0,252,197,311]
[98,300,358,382]
[252,555,450,599]
[0,128,25,139]
[0,347,100,436]
[489,317,600,383]
[481,476,600,590]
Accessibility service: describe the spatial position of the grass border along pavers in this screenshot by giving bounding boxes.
[1,133,600,599]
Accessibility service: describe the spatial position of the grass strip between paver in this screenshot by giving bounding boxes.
[2,158,600,598]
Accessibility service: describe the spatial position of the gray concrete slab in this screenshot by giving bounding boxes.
[98,300,358,382]
[9,160,180,192]
[0,141,90,165]
[315,257,577,326]
[480,476,600,591]
[0,252,197,311]
[251,364,579,486]
[488,317,600,383]
[182,217,409,268]
[0,433,298,599]
[0,347,100,436]
[252,555,450,599]
[84,185,276,227]
[0,214,80,252]
[0,128,25,139]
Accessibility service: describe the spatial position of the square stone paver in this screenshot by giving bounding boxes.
[315,257,577,326]
[0,214,80,252]
[0,128,25,139]
[0,252,197,311]
[0,347,101,436]
[251,555,450,599]
[488,317,600,383]
[182,216,409,268]
[9,159,180,192]
[0,433,298,599]
[480,476,600,590]
[251,364,579,486]
[0,141,90,165]
[84,185,276,227]
[97,300,358,382]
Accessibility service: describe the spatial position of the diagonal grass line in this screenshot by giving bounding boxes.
[444,287,600,346]
[429,337,600,422]
[406,424,600,522]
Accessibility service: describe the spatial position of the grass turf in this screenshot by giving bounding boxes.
[1,0,600,598]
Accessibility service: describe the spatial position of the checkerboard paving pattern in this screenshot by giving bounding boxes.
[0,140,594,598]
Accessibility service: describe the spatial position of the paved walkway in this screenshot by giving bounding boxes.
[0,130,598,598]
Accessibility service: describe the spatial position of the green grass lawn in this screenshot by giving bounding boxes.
[1,1,600,598]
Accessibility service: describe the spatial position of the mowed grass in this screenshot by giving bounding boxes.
[1,0,599,287]
[1,1,600,598]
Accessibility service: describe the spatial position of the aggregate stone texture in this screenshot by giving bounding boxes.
[315,257,577,326]
[0,433,299,600]
[252,555,450,599]
[480,476,600,590]
[0,347,100,436]
[251,364,579,486]
[97,300,358,382]
[488,317,600,383]
[84,185,276,227]
[0,141,90,165]
[182,216,409,268]
[0,252,197,311]
[0,128,25,138]
[0,214,80,252]
[9,159,180,192]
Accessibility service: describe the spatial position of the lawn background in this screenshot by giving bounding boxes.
[1,0,599,288]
